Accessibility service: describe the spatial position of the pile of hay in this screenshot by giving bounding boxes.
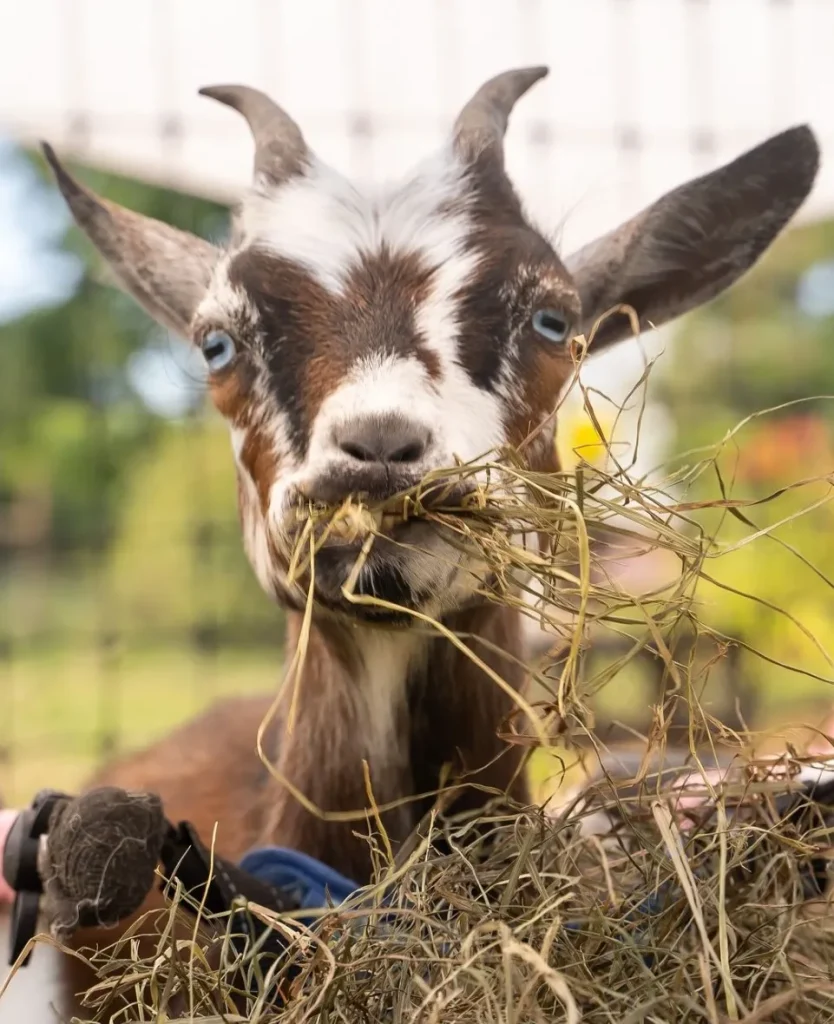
[71,767,834,1023]
[15,372,834,1023]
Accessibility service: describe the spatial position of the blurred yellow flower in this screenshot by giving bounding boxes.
[557,412,611,471]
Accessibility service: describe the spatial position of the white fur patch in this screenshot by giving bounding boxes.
[231,420,295,601]
[353,630,423,768]
[239,147,474,295]
[267,410,294,469]
[415,251,507,466]
[236,462,277,599]
[230,424,247,462]
[195,256,258,328]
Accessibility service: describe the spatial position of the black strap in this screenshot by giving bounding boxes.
[157,819,298,964]
[3,790,69,966]
[155,820,304,1002]
[159,820,294,916]
[3,791,299,968]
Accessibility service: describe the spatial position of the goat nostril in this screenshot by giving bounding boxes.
[389,441,426,464]
[341,441,375,463]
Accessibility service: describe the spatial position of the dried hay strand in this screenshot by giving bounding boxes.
[9,325,834,1023]
[53,773,834,1024]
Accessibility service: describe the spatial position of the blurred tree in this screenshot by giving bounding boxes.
[0,147,228,555]
[107,417,281,645]
[0,147,282,654]
[652,219,834,712]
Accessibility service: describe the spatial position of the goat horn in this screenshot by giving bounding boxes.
[199,84,309,184]
[453,66,549,164]
[40,143,219,337]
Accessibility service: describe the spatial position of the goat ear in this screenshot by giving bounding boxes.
[42,144,220,337]
[565,126,820,350]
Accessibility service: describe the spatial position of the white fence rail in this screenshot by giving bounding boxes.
[2,0,833,258]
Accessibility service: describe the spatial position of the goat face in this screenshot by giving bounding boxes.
[44,68,820,623]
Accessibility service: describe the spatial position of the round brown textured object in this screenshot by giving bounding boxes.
[39,787,166,939]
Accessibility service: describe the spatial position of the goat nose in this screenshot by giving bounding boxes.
[334,414,432,465]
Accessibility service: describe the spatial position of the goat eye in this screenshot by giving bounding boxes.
[532,309,571,345]
[200,330,236,371]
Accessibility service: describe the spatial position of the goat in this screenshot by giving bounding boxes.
[30,65,818,1014]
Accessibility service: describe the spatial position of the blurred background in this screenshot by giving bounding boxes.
[2,0,834,804]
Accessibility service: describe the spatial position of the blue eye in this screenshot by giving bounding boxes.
[532,309,571,345]
[201,330,237,371]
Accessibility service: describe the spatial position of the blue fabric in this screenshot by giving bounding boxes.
[240,844,680,970]
[240,846,359,919]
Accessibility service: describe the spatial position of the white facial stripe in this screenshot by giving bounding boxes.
[195,255,257,328]
[240,147,473,295]
[235,456,277,599]
[267,409,294,468]
[415,250,507,465]
[230,424,247,462]
[229,425,272,597]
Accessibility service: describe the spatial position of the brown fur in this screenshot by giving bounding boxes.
[19,608,527,1015]
[206,358,256,424]
[55,603,528,1017]
[239,423,279,514]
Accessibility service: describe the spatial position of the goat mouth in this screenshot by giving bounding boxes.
[286,477,481,547]
[297,533,449,624]
[278,477,485,622]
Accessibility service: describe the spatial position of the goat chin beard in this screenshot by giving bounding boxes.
[264,533,491,628]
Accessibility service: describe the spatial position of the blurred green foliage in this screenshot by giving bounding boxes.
[0,148,278,652]
[107,420,277,638]
[656,220,834,429]
[654,221,834,714]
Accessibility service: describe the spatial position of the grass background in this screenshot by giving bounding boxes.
[0,647,279,805]
[4,640,834,808]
